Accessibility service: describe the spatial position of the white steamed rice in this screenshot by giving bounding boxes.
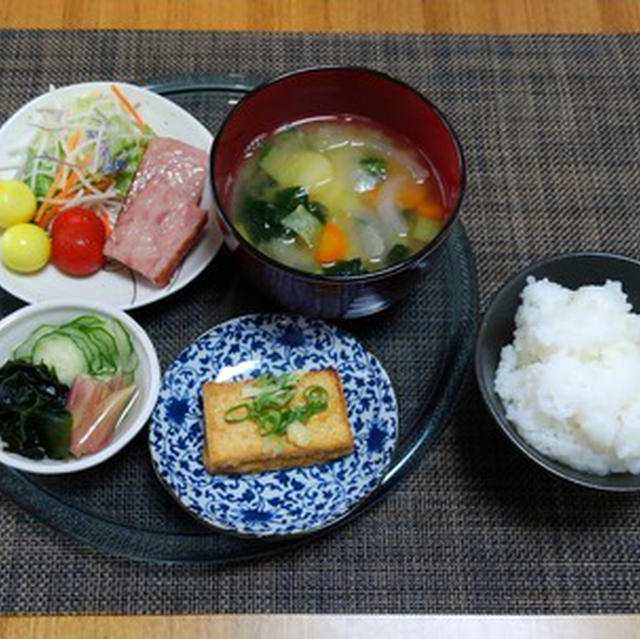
[494,277,640,475]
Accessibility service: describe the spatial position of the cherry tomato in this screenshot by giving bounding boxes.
[50,207,106,276]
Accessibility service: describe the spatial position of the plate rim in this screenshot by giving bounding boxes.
[0,80,221,310]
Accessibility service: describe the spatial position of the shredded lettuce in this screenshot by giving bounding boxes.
[18,87,155,224]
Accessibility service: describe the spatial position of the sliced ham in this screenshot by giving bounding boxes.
[104,137,209,287]
[67,375,137,456]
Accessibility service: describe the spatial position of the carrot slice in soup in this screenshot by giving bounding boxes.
[314,221,348,263]
[396,181,427,210]
[416,199,444,220]
[362,184,381,205]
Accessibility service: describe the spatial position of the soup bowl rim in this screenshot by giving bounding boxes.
[210,65,466,283]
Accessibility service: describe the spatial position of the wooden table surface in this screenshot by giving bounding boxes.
[0,614,639,639]
[1,1,639,637]
[2,0,640,32]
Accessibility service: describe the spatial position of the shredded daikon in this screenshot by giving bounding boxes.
[17,85,154,228]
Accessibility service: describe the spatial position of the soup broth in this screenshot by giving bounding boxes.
[230,118,446,275]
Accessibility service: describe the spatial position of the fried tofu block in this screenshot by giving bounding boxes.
[202,369,354,474]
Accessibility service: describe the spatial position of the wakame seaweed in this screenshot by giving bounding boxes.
[247,172,277,198]
[242,185,326,245]
[241,196,294,244]
[386,243,411,265]
[0,361,72,460]
[273,186,308,213]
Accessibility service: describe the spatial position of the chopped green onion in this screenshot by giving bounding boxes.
[224,403,251,423]
[304,385,329,409]
[223,373,329,437]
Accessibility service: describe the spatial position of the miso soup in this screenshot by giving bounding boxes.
[230,118,447,275]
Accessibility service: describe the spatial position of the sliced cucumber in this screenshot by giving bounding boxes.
[65,320,119,377]
[109,318,134,358]
[55,327,103,370]
[68,315,106,329]
[84,326,119,362]
[108,318,138,376]
[12,313,139,384]
[31,333,89,385]
[13,325,57,360]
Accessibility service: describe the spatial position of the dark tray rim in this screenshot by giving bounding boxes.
[0,76,479,563]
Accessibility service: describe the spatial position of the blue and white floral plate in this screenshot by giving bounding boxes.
[149,314,398,537]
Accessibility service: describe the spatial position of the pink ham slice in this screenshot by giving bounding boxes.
[67,375,137,457]
[104,137,209,287]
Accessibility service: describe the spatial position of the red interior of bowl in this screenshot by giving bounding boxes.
[212,67,464,216]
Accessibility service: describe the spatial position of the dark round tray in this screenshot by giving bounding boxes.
[0,77,478,563]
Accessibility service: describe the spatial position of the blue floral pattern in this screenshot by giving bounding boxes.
[149,314,397,537]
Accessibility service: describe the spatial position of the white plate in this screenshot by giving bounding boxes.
[0,82,222,309]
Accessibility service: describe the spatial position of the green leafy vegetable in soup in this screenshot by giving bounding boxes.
[386,243,411,266]
[231,119,446,274]
[359,157,388,181]
[322,258,367,276]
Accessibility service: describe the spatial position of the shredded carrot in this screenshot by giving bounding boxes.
[67,130,81,151]
[38,208,58,228]
[99,212,112,237]
[36,171,77,228]
[34,130,83,227]
[110,84,145,129]
[415,199,444,220]
[34,165,64,226]
[61,172,77,195]
[58,147,89,199]
[58,153,90,199]
[94,177,113,190]
[314,221,348,263]
[396,181,427,210]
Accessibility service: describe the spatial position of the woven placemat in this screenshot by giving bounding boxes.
[0,29,639,614]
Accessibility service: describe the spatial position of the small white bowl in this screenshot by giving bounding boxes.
[0,300,160,474]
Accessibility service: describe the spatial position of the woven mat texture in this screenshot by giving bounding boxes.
[0,29,639,614]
